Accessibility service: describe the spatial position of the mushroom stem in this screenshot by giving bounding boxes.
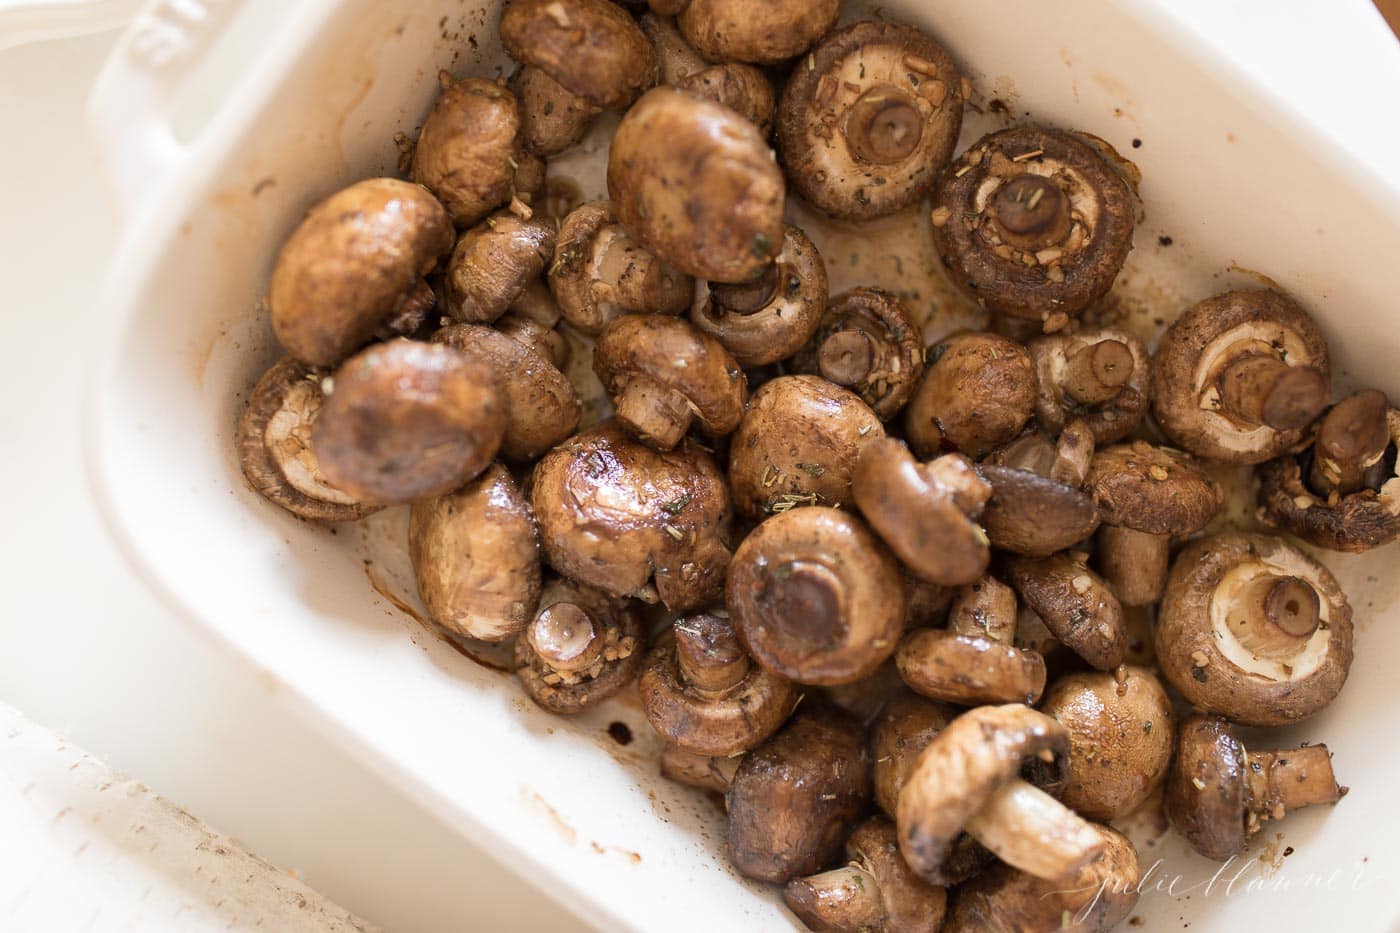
[1097,525,1171,607]
[376,277,437,339]
[1063,339,1135,406]
[948,578,1017,643]
[844,86,924,164]
[594,227,692,315]
[818,329,879,388]
[1216,354,1329,431]
[783,865,884,931]
[1310,390,1391,496]
[1228,573,1322,661]
[1245,744,1344,818]
[710,264,780,316]
[527,602,605,674]
[760,560,847,655]
[961,778,1106,882]
[989,173,1071,251]
[613,376,695,449]
[921,454,993,517]
[1053,419,1095,487]
[674,614,751,695]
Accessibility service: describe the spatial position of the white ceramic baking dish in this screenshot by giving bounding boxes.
[85,0,1400,929]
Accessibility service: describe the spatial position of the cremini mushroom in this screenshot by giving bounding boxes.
[268,178,454,367]
[1166,714,1345,861]
[640,612,796,756]
[677,63,776,137]
[660,742,740,794]
[409,463,540,642]
[728,506,906,686]
[410,74,526,227]
[792,288,925,421]
[608,86,785,282]
[870,692,956,820]
[443,210,556,324]
[930,126,1137,326]
[1029,327,1150,445]
[978,424,1100,557]
[778,21,964,221]
[1156,532,1354,727]
[311,341,506,505]
[639,11,706,85]
[593,314,747,450]
[511,64,597,157]
[494,278,570,369]
[1153,289,1331,463]
[903,332,1037,460]
[514,578,646,714]
[1004,553,1128,671]
[678,0,838,65]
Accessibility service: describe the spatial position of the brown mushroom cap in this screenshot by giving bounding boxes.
[444,211,557,324]
[409,464,541,642]
[1152,290,1332,463]
[778,21,964,221]
[514,578,646,713]
[726,707,871,883]
[896,627,1046,708]
[499,0,657,111]
[977,463,1099,558]
[792,288,926,421]
[512,65,597,157]
[496,279,570,369]
[409,76,522,228]
[1087,441,1222,536]
[311,341,506,505]
[870,692,958,819]
[677,63,776,137]
[608,86,785,283]
[904,332,1037,460]
[1004,554,1127,671]
[431,324,580,462]
[930,126,1137,323]
[531,420,732,612]
[1029,327,1150,445]
[269,179,454,368]
[660,742,740,794]
[1155,532,1353,727]
[728,506,906,686]
[678,0,838,65]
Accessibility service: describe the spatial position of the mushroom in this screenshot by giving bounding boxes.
[431,324,580,462]
[409,463,541,642]
[792,288,925,421]
[1028,327,1150,445]
[494,278,570,369]
[869,692,957,820]
[443,210,556,324]
[778,21,964,221]
[1166,714,1345,861]
[930,126,1136,326]
[726,706,871,883]
[678,0,838,65]
[1259,389,1400,552]
[311,341,506,505]
[945,824,1141,933]
[409,74,525,227]
[820,658,907,726]
[1087,441,1222,607]
[660,742,740,794]
[514,578,646,714]
[608,86,785,283]
[728,375,885,520]
[784,817,947,933]
[236,357,379,521]
[640,612,796,756]
[727,506,906,686]
[895,577,1047,707]
[593,314,748,450]
[1004,553,1127,671]
[677,63,776,137]
[531,420,732,612]
[977,425,1100,557]
[852,438,991,586]
[1038,666,1175,821]
[897,704,1105,884]
[1152,289,1331,463]
[511,65,597,157]
[268,178,454,367]
[1156,532,1354,727]
[902,332,1036,460]
[549,200,695,335]
[639,12,707,85]
[689,225,827,366]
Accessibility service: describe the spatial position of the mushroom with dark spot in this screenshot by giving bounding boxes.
[410,75,526,227]
[1029,327,1150,444]
[903,331,1037,460]
[1004,553,1128,671]
[443,210,556,324]
[793,288,926,420]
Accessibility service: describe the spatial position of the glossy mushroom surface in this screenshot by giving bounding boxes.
[793,288,925,421]
[410,75,524,227]
[514,578,646,713]
[977,427,1100,557]
[678,0,838,65]
[443,210,556,324]
[1004,553,1127,671]
[499,0,657,112]
[903,332,1036,460]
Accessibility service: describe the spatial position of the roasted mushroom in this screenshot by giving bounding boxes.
[1153,289,1331,463]
[1029,327,1149,445]
[930,126,1136,326]
[443,210,556,324]
[494,278,570,369]
[514,578,646,713]
[410,74,525,227]
[1156,532,1353,727]
[903,332,1037,460]
[977,425,1100,557]
[778,21,964,221]
[677,63,776,137]
[639,11,706,85]
[531,420,731,612]
[593,314,747,450]
[728,506,906,686]
[726,707,871,883]
[608,86,785,282]
[1004,553,1128,671]
[792,288,925,421]
[511,64,597,157]
[640,612,796,756]
[660,742,740,794]
[311,341,506,505]
[269,178,454,367]
[409,464,540,642]
[870,692,957,820]
[1166,714,1345,860]
[678,0,838,65]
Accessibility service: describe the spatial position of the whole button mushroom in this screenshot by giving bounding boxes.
[1004,553,1128,671]
[608,86,785,283]
[792,288,925,421]
[903,332,1037,460]
[726,707,871,883]
[639,613,795,756]
[443,210,556,324]
[531,420,732,612]
[410,75,526,227]
[311,341,506,505]
[1038,666,1175,821]
[1156,532,1354,727]
[977,425,1100,557]
[1087,441,1222,607]
[511,65,598,157]
[678,0,838,65]
[1166,714,1345,861]
[728,375,885,520]
[676,63,776,137]
[549,200,695,335]
[593,314,748,450]
[1260,389,1400,551]
[897,704,1105,885]
[495,279,570,369]
[409,464,540,642]
[236,357,379,522]
[1029,327,1150,445]
[268,178,454,368]
[778,21,964,221]
[514,578,646,714]
[930,126,1137,327]
[727,506,906,686]
[1153,289,1331,463]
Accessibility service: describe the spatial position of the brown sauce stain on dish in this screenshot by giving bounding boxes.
[523,788,577,845]
[1225,262,1284,292]
[590,841,643,863]
[362,560,512,674]
[607,721,634,746]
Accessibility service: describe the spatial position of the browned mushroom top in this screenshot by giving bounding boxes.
[678,0,838,65]
[495,278,570,369]
[977,460,1099,559]
[410,75,524,228]
[870,691,958,820]
[778,21,964,221]
[511,64,599,157]
[1003,553,1127,671]
[1029,327,1150,444]
[444,210,556,324]
[269,179,454,368]
[676,62,776,137]
[792,288,926,421]
[903,331,1037,460]
[499,0,658,111]
[1087,441,1222,537]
